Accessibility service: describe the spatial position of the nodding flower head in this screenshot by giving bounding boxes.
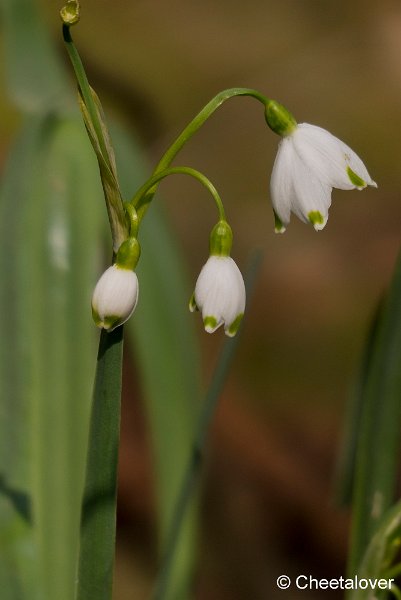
[91,237,140,332]
[91,265,139,332]
[189,220,246,337]
[189,253,246,337]
[269,122,376,233]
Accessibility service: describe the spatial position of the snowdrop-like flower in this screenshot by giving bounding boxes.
[92,265,139,331]
[265,101,376,232]
[91,237,140,332]
[189,221,246,337]
[189,256,245,337]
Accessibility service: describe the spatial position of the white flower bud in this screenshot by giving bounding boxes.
[189,256,245,337]
[91,265,139,332]
[270,123,377,232]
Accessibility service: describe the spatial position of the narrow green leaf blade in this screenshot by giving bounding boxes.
[77,328,123,600]
[335,303,382,506]
[347,247,401,576]
[0,116,46,600]
[0,114,106,600]
[349,500,401,600]
[0,0,70,113]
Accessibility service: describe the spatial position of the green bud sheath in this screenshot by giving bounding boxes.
[209,220,233,257]
[115,237,141,270]
[265,100,297,137]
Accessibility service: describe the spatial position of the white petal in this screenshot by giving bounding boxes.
[292,124,352,189]
[337,138,377,189]
[219,258,246,326]
[270,137,297,228]
[293,123,376,190]
[290,150,332,228]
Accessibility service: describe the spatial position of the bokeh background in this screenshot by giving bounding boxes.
[2,0,401,597]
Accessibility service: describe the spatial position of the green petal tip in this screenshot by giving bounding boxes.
[308,210,325,231]
[346,166,366,190]
[226,314,244,337]
[204,316,218,333]
[274,211,286,234]
[189,293,198,313]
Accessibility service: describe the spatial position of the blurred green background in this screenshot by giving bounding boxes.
[1,0,400,598]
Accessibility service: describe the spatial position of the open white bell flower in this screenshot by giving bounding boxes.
[91,264,139,332]
[270,123,377,232]
[189,255,246,337]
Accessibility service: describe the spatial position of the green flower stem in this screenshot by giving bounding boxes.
[134,88,269,222]
[124,203,139,238]
[62,24,110,169]
[131,166,227,222]
[152,251,262,600]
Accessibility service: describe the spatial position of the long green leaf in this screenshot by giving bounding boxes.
[77,328,123,600]
[347,246,401,577]
[0,0,70,113]
[349,499,401,600]
[335,303,382,506]
[0,114,107,600]
[0,116,44,600]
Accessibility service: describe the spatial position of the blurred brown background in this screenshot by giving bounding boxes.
[7,0,401,597]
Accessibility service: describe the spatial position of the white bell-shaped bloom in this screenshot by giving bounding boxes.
[92,264,139,332]
[270,123,377,232]
[189,256,246,337]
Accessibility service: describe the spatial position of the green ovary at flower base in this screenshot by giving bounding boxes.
[189,220,246,337]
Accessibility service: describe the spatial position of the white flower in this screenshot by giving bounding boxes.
[189,256,246,337]
[270,123,377,232]
[91,264,139,331]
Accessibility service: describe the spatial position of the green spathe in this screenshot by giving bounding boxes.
[115,237,141,271]
[209,220,233,257]
[265,100,297,137]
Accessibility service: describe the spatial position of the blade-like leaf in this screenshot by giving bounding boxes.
[335,302,382,506]
[0,116,45,600]
[347,246,401,577]
[349,499,401,600]
[0,0,70,113]
[77,328,123,600]
[0,114,107,600]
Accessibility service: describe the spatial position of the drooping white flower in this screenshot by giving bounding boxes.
[270,123,377,232]
[91,264,139,332]
[189,255,246,337]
